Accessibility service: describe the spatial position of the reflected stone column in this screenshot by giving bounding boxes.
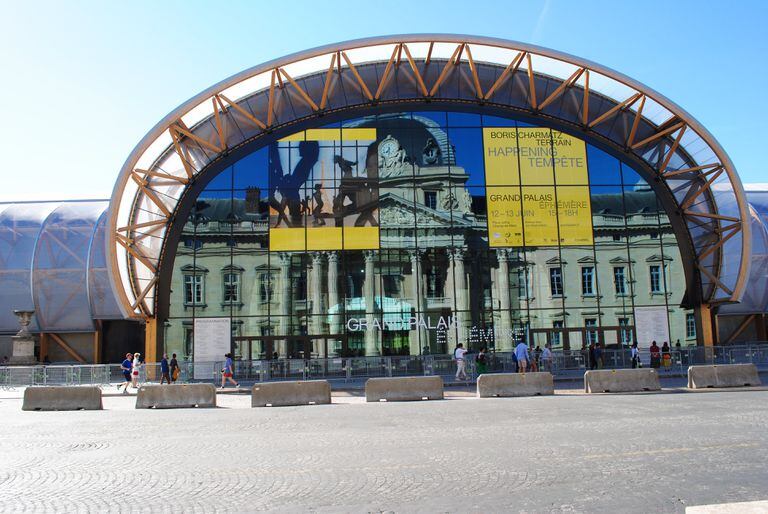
[310,252,325,357]
[363,250,379,356]
[327,252,340,335]
[449,248,468,347]
[277,252,292,357]
[408,249,426,355]
[496,249,513,352]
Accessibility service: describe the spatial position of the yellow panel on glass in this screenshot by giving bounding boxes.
[518,127,555,185]
[280,128,377,142]
[522,186,559,246]
[269,227,305,251]
[552,131,588,185]
[343,226,380,249]
[487,186,524,247]
[557,186,594,246]
[307,227,343,250]
[482,127,520,186]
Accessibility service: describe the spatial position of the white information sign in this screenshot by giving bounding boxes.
[633,306,670,349]
[193,317,231,379]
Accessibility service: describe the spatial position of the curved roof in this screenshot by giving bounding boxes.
[0,201,122,333]
[108,34,751,318]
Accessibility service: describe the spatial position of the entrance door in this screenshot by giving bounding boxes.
[233,336,275,360]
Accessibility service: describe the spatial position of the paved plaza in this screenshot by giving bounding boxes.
[0,387,767,513]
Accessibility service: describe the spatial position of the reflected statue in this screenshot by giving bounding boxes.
[333,144,379,227]
[441,191,459,210]
[422,138,441,165]
[377,135,408,177]
[312,183,326,226]
[268,141,319,228]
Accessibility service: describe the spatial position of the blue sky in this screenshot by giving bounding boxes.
[1,0,766,201]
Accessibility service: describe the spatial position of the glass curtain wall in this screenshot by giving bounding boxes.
[165,111,694,361]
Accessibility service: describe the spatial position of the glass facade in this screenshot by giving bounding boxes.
[165,111,694,360]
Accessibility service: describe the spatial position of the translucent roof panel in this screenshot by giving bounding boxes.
[0,202,60,332]
[89,211,124,320]
[33,202,105,332]
[721,192,768,314]
[0,201,125,334]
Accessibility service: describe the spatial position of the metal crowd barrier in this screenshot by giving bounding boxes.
[1,343,768,388]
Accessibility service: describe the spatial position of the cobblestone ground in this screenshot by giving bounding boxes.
[0,389,766,513]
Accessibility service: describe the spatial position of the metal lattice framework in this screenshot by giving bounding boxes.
[108,34,751,319]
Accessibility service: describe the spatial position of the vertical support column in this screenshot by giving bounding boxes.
[363,250,379,356]
[327,252,340,335]
[450,248,468,347]
[311,252,325,357]
[409,249,426,355]
[93,320,102,364]
[145,317,158,379]
[40,333,49,363]
[496,249,513,352]
[695,303,715,346]
[756,314,767,342]
[277,252,292,357]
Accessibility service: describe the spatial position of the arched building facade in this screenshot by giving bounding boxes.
[3,35,768,363]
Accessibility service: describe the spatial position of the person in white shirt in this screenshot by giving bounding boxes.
[541,344,553,372]
[514,342,529,374]
[454,343,468,380]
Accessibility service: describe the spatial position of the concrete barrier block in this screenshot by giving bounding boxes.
[365,376,443,402]
[584,369,661,393]
[251,380,331,407]
[477,372,554,398]
[136,384,216,409]
[687,364,761,389]
[22,386,102,411]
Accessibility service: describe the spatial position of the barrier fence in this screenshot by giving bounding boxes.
[2,344,768,388]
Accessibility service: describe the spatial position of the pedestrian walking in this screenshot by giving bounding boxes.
[515,341,529,374]
[630,342,640,368]
[170,353,180,382]
[453,343,468,381]
[160,353,171,384]
[220,352,239,388]
[117,352,132,394]
[475,347,488,375]
[541,344,553,372]
[650,341,661,369]
[131,352,142,388]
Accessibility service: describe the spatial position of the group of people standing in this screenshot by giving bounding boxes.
[630,340,678,370]
[453,342,554,380]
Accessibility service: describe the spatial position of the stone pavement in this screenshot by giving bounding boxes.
[0,388,767,513]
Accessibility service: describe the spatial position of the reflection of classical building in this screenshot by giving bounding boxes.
[165,115,693,360]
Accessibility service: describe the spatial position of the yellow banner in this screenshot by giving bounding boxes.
[518,127,555,185]
[270,128,379,251]
[522,186,559,246]
[552,131,588,185]
[279,128,377,142]
[556,186,593,245]
[485,127,593,247]
[482,128,520,185]
[487,187,523,247]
